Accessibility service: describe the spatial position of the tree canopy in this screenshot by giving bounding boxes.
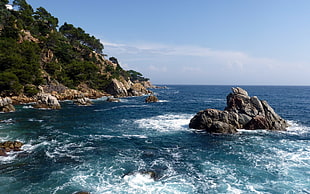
[0,0,148,97]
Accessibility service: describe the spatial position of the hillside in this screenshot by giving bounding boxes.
[0,0,152,101]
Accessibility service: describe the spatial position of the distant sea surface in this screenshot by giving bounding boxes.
[0,85,309,194]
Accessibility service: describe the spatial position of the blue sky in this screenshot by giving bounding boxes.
[25,0,310,85]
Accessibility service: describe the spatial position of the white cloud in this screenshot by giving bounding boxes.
[101,40,310,85]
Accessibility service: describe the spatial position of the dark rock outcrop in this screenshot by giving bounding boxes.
[145,95,159,103]
[33,93,61,109]
[0,141,23,156]
[0,97,15,112]
[189,87,288,133]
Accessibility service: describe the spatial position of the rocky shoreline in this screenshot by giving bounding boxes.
[0,79,155,112]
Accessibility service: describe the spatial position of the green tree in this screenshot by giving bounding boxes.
[0,71,23,96]
[33,7,58,36]
[13,0,34,30]
[59,22,103,54]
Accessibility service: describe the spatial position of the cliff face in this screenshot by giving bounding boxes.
[105,78,152,98]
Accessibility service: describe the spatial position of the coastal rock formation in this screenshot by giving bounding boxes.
[0,141,23,156]
[145,95,159,103]
[189,87,288,133]
[107,97,120,102]
[0,97,15,112]
[74,96,93,106]
[11,95,35,104]
[33,93,61,109]
[106,78,152,98]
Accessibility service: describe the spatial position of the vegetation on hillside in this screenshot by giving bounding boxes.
[0,0,149,96]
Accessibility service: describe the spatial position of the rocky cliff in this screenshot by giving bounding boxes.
[189,87,288,134]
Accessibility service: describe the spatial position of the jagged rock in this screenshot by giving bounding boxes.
[74,96,93,106]
[107,97,120,102]
[11,94,35,104]
[0,141,23,156]
[129,83,151,96]
[145,95,159,103]
[105,78,129,97]
[189,87,288,133]
[105,77,152,97]
[0,97,15,112]
[33,93,61,109]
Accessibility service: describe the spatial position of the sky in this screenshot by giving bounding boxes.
[23,0,310,85]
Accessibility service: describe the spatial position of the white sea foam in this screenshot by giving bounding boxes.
[134,114,193,132]
[22,105,33,109]
[122,134,148,139]
[0,154,17,163]
[158,100,169,103]
[0,118,14,124]
[286,120,310,135]
[28,118,44,122]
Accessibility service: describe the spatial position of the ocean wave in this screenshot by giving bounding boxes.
[0,118,15,124]
[22,105,33,109]
[94,104,150,112]
[28,118,44,122]
[285,120,310,135]
[134,114,193,133]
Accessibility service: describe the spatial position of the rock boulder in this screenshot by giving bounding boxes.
[74,95,93,106]
[0,97,15,112]
[0,141,23,156]
[189,87,288,133]
[145,95,159,103]
[33,93,61,109]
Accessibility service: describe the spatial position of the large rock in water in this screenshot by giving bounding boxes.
[189,87,288,133]
[33,93,61,109]
[0,97,15,112]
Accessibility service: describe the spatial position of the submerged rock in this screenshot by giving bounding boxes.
[0,141,23,156]
[74,192,90,194]
[0,97,15,112]
[145,95,158,103]
[189,87,288,134]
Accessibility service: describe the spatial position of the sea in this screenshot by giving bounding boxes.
[0,85,309,194]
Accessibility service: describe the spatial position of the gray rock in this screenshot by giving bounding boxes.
[232,87,249,96]
[0,97,15,112]
[74,97,93,106]
[189,87,288,133]
[33,93,61,109]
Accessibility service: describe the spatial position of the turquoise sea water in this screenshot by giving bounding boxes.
[0,85,309,194]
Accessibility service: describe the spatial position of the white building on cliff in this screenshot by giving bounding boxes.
[5,4,13,10]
